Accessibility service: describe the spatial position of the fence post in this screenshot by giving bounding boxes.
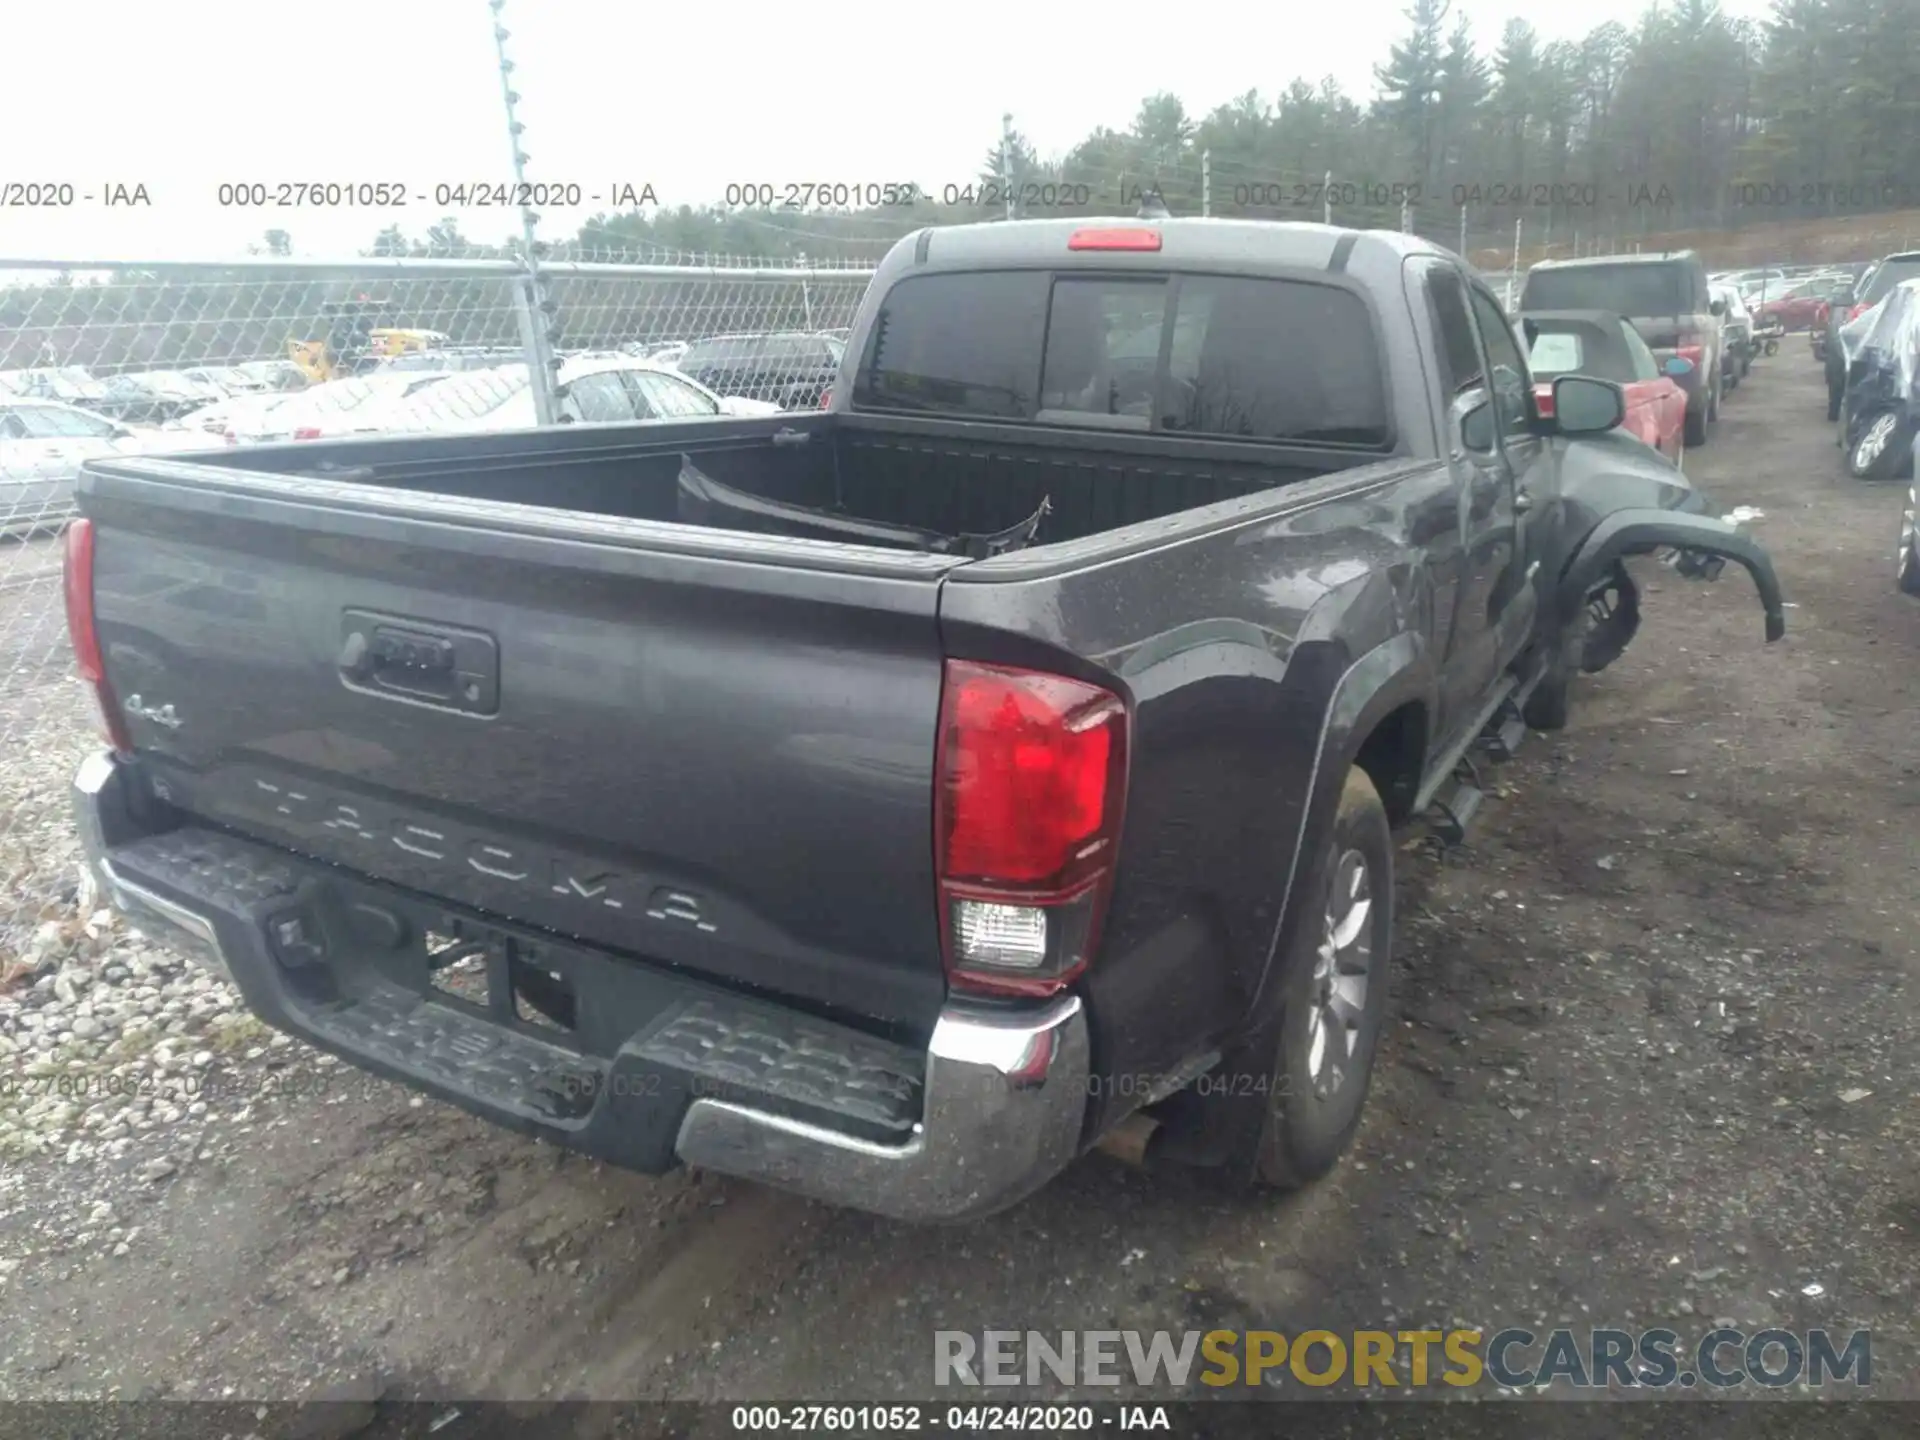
[1002,113,1017,221]
[1202,150,1211,218]
[1458,205,1467,257]
[1323,172,1333,226]
[1510,217,1522,300]
[489,0,559,426]
[798,252,815,330]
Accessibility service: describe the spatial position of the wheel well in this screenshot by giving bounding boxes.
[1353,702,1428,826]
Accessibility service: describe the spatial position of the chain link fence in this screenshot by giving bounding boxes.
[0,254,875,961]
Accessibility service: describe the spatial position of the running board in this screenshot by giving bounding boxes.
[1418,660,1549,843]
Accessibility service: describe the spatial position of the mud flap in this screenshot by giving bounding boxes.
[1557,509,1786,644]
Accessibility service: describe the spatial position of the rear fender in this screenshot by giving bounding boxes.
[1557,508,1786,644]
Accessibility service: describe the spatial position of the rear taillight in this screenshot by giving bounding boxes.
[292,426,323,440]
[1533,382,1555,418]
[934,661,1129,997]
[63,519,133,754]
[1848,303,1868,321]
[819,387,832,409]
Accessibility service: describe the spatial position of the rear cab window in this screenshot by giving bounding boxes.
[1520,262,1697,317]
[851,269,1391,447]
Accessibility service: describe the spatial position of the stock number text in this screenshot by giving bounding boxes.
[217,182,410,208]
[1235,181,1421,209]
[1732,180,1920,210]
[1452,182,1599,207]
[725,182,921,209]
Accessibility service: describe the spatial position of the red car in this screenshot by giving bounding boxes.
[1521,309,1690,463]
[1752,277,1837,333]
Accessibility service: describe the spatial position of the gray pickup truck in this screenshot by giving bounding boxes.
[66,219,1784,1221]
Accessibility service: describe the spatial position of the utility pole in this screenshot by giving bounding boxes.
[1458,205,1467,257]
[1201,150,1211,217]
[490,0,560,426]
[1001,113,1016,221]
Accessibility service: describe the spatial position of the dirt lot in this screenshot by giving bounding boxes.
[1,359,1914,1428]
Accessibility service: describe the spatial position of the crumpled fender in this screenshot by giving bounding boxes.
[1557,508,1786,644]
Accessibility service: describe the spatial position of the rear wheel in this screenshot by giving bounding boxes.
[1248,768,1393,1190]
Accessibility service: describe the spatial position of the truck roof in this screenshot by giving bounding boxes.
[1527,251,1701,271]
[891,217,1452,275]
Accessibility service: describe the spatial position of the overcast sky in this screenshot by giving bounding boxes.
[10,0,1776,263]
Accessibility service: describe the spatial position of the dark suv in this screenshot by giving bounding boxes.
[673,333,843,409]
[1519,251,1725,446]
[1825,252,1920,421]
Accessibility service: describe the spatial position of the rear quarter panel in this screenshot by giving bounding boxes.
[939,453,1451,1127]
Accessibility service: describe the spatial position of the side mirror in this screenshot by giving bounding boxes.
[1553,375,1626,434]
[1709,298,1727,317]
[1662,356,1696,379]
[1459,398,1494,452]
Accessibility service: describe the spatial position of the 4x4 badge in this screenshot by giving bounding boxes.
[124,695,182,729]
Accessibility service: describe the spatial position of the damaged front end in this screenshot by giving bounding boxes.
[1556,509,1787,669]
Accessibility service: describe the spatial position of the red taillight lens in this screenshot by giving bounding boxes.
[1533,382,1555,418]
[1848,303,1868,321]
[935,660,1129,996]
[292,426,322,440]
[1067,228,1161,252]
[63,519,133,754]
[819,387,832,409]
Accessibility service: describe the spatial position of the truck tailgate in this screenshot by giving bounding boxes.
[82,460,959,1030]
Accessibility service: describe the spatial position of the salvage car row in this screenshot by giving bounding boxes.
[0,332,849,533]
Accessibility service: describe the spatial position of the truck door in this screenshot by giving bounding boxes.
[1420,264,1524,751]
[1463,281,1544,669]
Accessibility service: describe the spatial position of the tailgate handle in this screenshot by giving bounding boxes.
[339,611,500,716]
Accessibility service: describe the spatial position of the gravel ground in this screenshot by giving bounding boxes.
[0,361,1913,1428]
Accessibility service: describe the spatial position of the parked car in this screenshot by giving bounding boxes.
[1834,278,1920,481]
[233,359,311,392]
[3,366,116,410]
[1750,275,1837,335]
[372,347,530,374]
[68,219,1784,1223]
[1809,275,1859,365]
[97,371,228,426]
[673,332,842,409]
[326,357,782,439]
[1519,251,1725,447]
[162,389,302,439]
[1520,309,1691,464]
[1709,282,1756,386]
[0,398,209,534]
[641,341,690,367]
[220,371,458,444]
[1825,252,1920,421]
[177,366,271,396]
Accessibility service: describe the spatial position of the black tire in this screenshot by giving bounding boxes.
[1684,401,1709,447]
[1247,768,1393,1191]
[1847,410,1910,481]
[1899,486,1920,598]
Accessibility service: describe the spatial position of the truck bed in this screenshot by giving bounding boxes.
[166,410,1362,548]
[76,412,1377,1046]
